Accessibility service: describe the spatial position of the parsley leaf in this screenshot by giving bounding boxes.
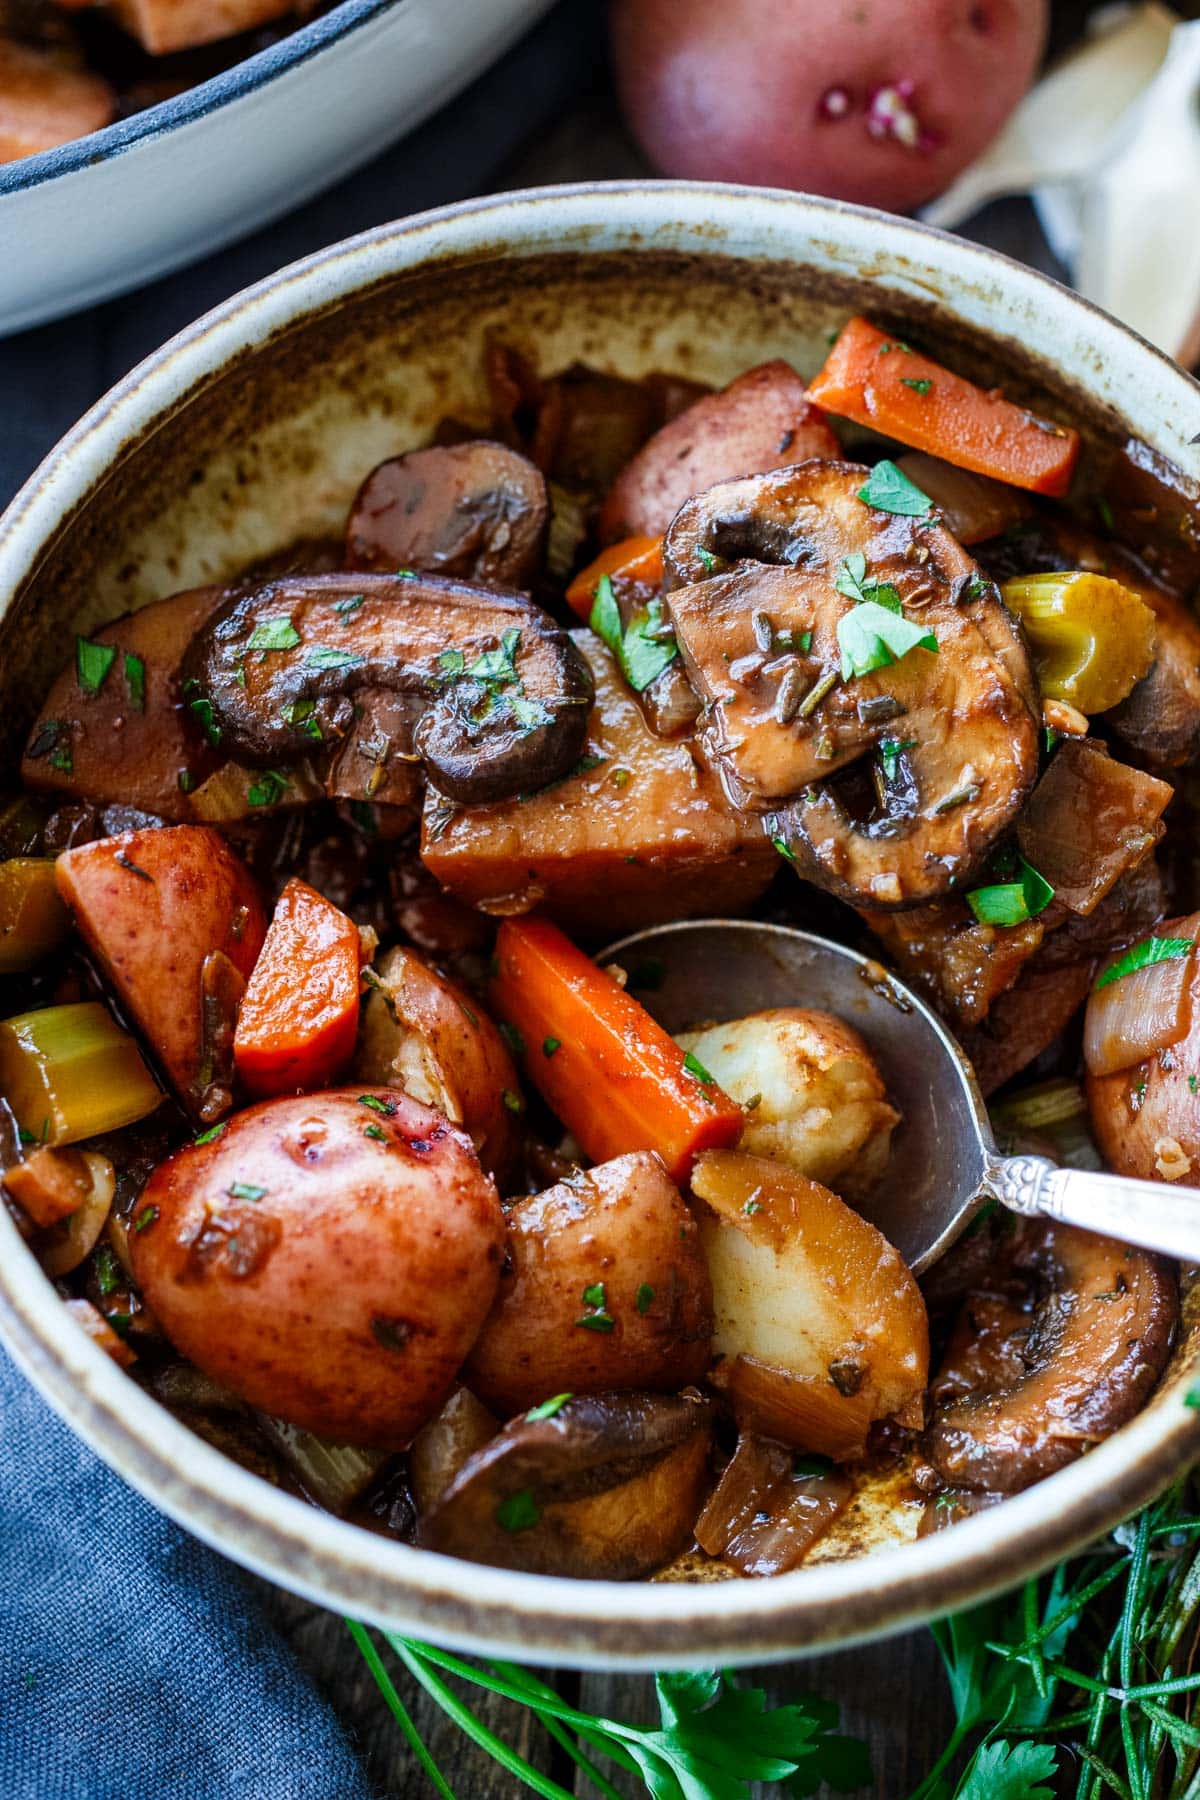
[246,769,290,808]
[1095,934,1196,989]
[834,551,902,613]
[967,858,1054,927]
[857,459,934,516]
[901,376,933,395]
[837,600,937,681]
[955,1738,1057,1800]
[525,1393,571,1422]
[683,1050,715,1085]
[307,646,364,671]
[495,1489,539,1532]
[466,628,521,686]
[75,637,117,697]
[590,576,678,692]
[248,617,300,653]
[124,651,146,712]
[879,736,918,779]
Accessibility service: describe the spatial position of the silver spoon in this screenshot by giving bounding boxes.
[602,917,1200,1274]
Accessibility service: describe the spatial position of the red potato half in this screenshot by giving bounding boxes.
[55,826,266,1120]
[612,0,1048,215]
[598,361,839,544]
[131,1088,505,1445]
[465,1151,713,1416]
[692,1149,928,1458]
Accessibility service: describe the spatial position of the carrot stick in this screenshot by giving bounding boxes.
[807,316,1080,498]
[487,916,743,1182]
[565,536,664,619]
[233,878,363,1097]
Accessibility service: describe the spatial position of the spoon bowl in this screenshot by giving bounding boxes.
[604,917,1200,1271]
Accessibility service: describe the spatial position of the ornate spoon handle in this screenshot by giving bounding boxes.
[985,1154,1200,1261]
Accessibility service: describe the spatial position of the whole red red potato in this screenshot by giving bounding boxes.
[611,0,1048,214]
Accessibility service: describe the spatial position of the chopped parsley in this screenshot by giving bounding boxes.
[499,1022,526,1058]
[542,1036,562,1058]
[133,1205,158,1233]
[837,600,937,682]
[900,377,932,395]
[772,836,798,862]
[1096,935,1196,991]
[283,697,322,741]
[194,1122,227,1145]
[857,459,934,517]
[635,1283,655,1314]
[496,1488,540,1532]
[124,652,146,711]
[358,1095,398,1116]
[501,1089,524,1115]
[186,689,221,746]
[363,1124,388,1142]
[247,770,290,808]
[590,576,678,692]
[332,594,364,619]
[465,628,521,687]
[576,1281,615,1332]
[306,646,364,671]
[967,857,1054,928]
[526,1394,571,1422]
[75,636,117,698]
[834,550,903,612]
[437,649,466,681]
[227,1182,266,1201]
[879,737,918,779]
[94,1243,121,1295]
[248,617,300,653]
[696,547,719,574]
[683,1051,715,1085]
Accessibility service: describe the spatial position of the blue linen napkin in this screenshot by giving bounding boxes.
[0,1345,371,1799]
[0,3,605,1793]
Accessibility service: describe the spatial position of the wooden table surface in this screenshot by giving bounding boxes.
[0,4,1094,1793]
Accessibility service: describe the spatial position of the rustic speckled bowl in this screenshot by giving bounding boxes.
[2,183,1200,1669]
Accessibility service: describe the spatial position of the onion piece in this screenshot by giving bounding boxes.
[39,1152,115,1277]
[694,1432,852,1577]
[894,452,1030,547]
[725,1354,873,1461]
[65,1298,137,1371]
[1084,949,1195,1078]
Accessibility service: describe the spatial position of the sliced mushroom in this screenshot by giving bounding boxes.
[694,1432,852,1576]
[926,1219,1177,1492]
[419,1391,712,1578]
[183,573,593,805]
[346,441,549,590]
[662,461,1040,908]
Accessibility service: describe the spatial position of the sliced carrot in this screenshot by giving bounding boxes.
[487,916,743,1183]
[807,316,1080,498]
[565,535,664,619]
[233,878,363,1098]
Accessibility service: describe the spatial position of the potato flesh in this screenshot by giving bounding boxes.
[676,1008,897,1201]
[420,630,776,937]
[692,1149,928,1453]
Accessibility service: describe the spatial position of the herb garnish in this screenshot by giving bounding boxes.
[185,686,221,746]
[133,1205,158,1233]
[900,377,932,395]
[501,1089,524,1116]
[124,651,146,712]
[635,1283,655,1314]
[576,1281,615,1333]
[857,459,934,517]
[332,594,364,619]
[94,1243,121,1295]
[248,617,301,654]
[542,1036,561,1058]
[793,1453,835,1478]
[525,1393,571,1422]
[75,637,117,697]
[363,1124,388,1142]
[495,1489,540,1532]
[227,1182,266,1201]
[306,646,364,671]
[194,1122,227,1145]
[879,736,918,779]
[838,599,937,681]
[1096,934,1196,990]
[283,697,322,740]
[772,836,797,862]
[247,770,290,808]
[967,857,1054,928]
[590,577,679,692]
[696,547,719,574]
[358,1095,398,1116]
[499,1022,526,1057]
[683,1050,715,1085]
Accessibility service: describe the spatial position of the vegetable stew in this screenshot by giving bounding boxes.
[4,318,1198,1581]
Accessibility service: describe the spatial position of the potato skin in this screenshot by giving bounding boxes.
[677,1008,898,1201]
[356,945,521,1185]
[56,825,266,1115]
[598,362,838,544]
[464,1151,713,1416]
[612,0,1047,214]
[1087,912,1200,1182]
[131,1088,504,1446]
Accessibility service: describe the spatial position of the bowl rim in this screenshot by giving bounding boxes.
[3,179,1200,1667]
[0,0,398,199]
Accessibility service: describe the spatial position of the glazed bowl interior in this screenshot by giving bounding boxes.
[2,183,1200,1668]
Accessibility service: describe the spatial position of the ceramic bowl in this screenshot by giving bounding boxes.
[2,182,1200,1670]
[0,0,553,337]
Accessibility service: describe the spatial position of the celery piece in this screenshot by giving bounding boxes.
[0,1002,162,1145]
[1000,571,1156,714]
[0,859,69,974]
